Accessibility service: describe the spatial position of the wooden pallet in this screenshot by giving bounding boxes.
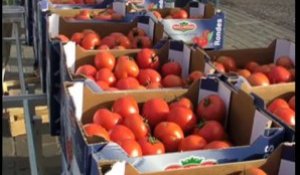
[3,106,49,137]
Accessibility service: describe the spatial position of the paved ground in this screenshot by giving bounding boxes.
[2,2,295,175]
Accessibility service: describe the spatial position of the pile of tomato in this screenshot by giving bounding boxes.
[55,27,153,50]
[74,48,204,90]
[267,95,295,127]
[64,9,124,21]
[212,55,295,86]
[83,93,232,157]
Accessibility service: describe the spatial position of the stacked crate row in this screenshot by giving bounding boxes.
[30,0,295,175]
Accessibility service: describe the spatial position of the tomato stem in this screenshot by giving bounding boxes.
[203,98,211,107]
[197,119,205,129]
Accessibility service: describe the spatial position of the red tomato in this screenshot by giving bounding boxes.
[137,69,161,86]
[167,107,197,134]
[71,32,84,44]
[276,56,294,69]
[161,62,182,76]
[178,135,207,151]
[138,137,165,155]
[81,32,100,50]
[253,65,271,75]
[197,95,226,122]
[95,68,116,86]
[118,139,142,157]
[268,66,291,84]
[187,71,204,84]
[101,36,116,49]
[123,114,149,140]
[169,97,193,110]
[94,51,116,70]
[112,96,139,118]
[213,61,226,73]
[96,81,110,90]
[109,125,135,143]
[110,32,125,40]
[114,56,139,79]
[136,49,160,70]
[114,35,131,49]
[98,45,110,50]
[288,96,295,111]
[162,75,184,88]
[75,64,97,77]
[247,72,270,86]
[116,77,140,90]
[171,9,188,19]
[267,98,290,113]
[237,69,251,78]
[94,13,112,20]
[55,34,69,43]
[245,61,260,73]
[273,107,295,126]
[142,98,169,128]
[82,123,110,141]
[146,82,162,89]
[193,120,226,143]
[244,167,267,175]
[132,36,152,49]
[113,45,126,50]
[204,140,231,150]
[216,56,237,72]
[92,109,122,131]
[154,122,184,152]
[128,27,146,41]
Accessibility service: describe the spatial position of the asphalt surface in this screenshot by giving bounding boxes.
[220,0,295,31]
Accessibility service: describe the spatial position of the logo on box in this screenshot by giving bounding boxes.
[164,156,217,170]
[172,21,197,32]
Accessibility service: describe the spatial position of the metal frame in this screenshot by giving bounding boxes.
[2,4,45,175]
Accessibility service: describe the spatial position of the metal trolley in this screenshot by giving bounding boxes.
[2,2,46,175]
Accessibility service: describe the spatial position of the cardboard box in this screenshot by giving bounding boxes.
[62,76,285,175]
[147,1,225,50]
[61,39,212,85]
[2,106,49,137]
[250,83,295,141]
[45,14,157,136]
[96,143,295,175]
[200,39,295,94]
[54,39,212,136]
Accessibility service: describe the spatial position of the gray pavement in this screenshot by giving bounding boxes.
[2,2,295,175]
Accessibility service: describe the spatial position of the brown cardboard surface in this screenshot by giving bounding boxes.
[67,75,264,149]
[100,143,289,175]
[49,9,106,17]
[200,40,295,93]
[57,17,137,38]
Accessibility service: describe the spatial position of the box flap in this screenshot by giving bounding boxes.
[250,110,272,144]
[104,161,126,175]
[137,16,155,41]
[168,40,191,78]
[113,1,127,16]
[39,0,49,12]
[274,39,295,64]
[67,82,84,121]
[63,41,77,73]
[189,2,205,18]
[48,13,60,38]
